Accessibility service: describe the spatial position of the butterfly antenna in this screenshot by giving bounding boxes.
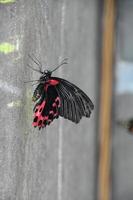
[27,64,43,74]
[31,53,42,71]
[51,58,68,72]
[28,54,42,72]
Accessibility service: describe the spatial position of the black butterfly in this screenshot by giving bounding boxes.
[27,55,94,129]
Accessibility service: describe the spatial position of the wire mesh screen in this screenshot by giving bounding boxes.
[0,0,98,200]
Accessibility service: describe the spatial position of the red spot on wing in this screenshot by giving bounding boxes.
[32,101,48,128]
[32,97,61,129]
[45,79,59,91]
[48,79,59,85]
[55,97,61,107]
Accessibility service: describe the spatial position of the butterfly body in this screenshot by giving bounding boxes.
[31,68,94,129]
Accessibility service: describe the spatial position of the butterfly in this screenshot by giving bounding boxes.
[26,55,94,129]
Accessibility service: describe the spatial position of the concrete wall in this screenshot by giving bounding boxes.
[0,0,98,200]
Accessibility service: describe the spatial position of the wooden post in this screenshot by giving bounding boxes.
[98,0,115,200]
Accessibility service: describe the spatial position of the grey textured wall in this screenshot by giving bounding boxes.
[0,0,98,200]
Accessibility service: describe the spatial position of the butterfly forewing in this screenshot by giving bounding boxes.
[54,77,94,123]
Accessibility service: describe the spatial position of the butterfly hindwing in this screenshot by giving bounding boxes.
[32,81,60,129]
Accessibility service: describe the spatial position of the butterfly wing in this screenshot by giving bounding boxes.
[53,77,94,123]
[32,77,94,129]
[32,80,61,129]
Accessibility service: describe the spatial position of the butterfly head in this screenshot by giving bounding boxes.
[27,58,68,83]
[39,70,52,82]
